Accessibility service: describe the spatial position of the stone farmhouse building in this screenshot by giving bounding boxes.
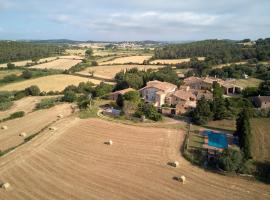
[252,96,270,109]
[183,76,242,95]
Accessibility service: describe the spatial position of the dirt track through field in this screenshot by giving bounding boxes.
[0,118,269,199]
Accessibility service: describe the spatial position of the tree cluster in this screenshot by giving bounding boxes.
[154,38,270,63]
[114,66,180,91]
[0,41,65,63]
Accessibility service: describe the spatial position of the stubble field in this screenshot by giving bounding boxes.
[0,75,96,92]
[77,64,165,79]
[99,56,152,65]
[0,118,269,200]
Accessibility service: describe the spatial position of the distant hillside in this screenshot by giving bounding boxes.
[154,38,270,63]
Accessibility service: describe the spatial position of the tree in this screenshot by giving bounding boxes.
[123,100,138,117]
[21,70,33,79]
[135,103,162,121]
[63,85,78,93]
[191,97,213,125]
[7,63,15,69]
[62,90,77,102]
[242,87,259,97]
[94,82,113,97]
[212,82,223,99]
[259,80,270,96]
[24,85,40,96]
[236,109,252,159]
[212,82,228,120]
[77,82,94,94]
[85,48,93,59]
[218,148,243,172]
[116,94,124,108]
[123,91,141,104]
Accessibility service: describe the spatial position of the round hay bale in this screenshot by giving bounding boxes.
[172,161,179,167]
[1,182,10,190]
[108,140,113,145]
[1,126,8,130]
[19,132,27,137]
[49,127,57,131]
[179,175,186,184]
[57,114,64,118]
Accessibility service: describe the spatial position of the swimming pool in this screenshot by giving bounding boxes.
[204,130,228,149]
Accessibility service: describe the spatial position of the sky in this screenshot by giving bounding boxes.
[0,0,269,41]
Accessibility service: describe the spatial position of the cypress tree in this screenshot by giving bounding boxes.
[236,109,252,159]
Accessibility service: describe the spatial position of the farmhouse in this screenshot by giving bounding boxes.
[139,80,177,107]
[252,96,270,109]
[183,76,242,95]
[109,88,136,100]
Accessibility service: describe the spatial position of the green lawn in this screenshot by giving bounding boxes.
[189,132,204,149]
[232,78,263,88]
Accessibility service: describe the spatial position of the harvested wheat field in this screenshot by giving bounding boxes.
[77,64,165,79]
[0,57,59,68]
[0,75,98,92]
[29,58,82,70]
[0,103,72,152]
[0,96,50,120]
[100,56,152,65]
[0,118,269,200]
[150,57,205,65]
[65,49,86,56]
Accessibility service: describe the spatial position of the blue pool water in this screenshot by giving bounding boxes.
[204,130,228,149]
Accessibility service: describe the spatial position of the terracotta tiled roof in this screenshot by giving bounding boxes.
[140,80,177,92]
[111,88,135,95]
[172,90,196,101]
[255,96,270,102]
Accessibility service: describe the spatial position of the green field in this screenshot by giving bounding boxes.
[0,69,22,79]
[232,78,263,88]
[251,118,270,162]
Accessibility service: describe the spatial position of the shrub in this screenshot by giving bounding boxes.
[36,98,57,109]
[24,85,40,96]
[91,61,98,66]
[62,90,77,102]
[9,111,25,119]
[77,94,92,109]
[13,90,27,100]
[77,82,95,94]
[94,82,113,97]
[21,70,33,79]
[63,85,78,93]
[218,148,243,172]
[135,103,162,121]
[2,74,18,83]
[0,101,13,111]
[7,63,15,69]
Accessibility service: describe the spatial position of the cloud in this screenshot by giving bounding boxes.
[0,0,13,10]
[80,11,219,30]
[49,14,71,24]
[0,0,270,41]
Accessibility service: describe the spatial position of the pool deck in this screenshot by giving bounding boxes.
[200,128,235,151]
